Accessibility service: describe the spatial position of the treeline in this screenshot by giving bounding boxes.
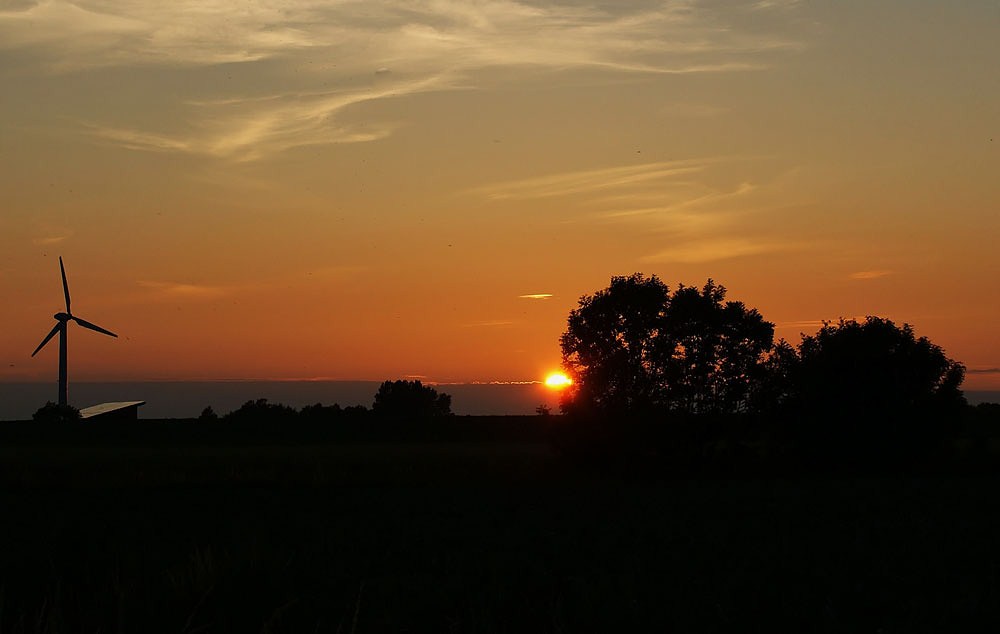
[187,379,459,442]
[14,380,546,445]
[554,273,1000,473]
[211,377,453,422]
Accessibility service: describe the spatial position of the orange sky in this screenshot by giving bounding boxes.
[1,1,998,390]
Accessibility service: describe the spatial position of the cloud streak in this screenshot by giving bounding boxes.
[850,270,894,280]
[775,316,873,332]
[462,320,516,328]
[32,233,72,245]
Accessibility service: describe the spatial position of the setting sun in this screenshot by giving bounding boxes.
[544,372,573,389]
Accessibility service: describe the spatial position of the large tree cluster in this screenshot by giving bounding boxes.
[560,274,966,433]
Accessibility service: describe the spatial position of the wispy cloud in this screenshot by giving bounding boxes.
[0,1,802,160]
[641,237,791,264]
[470,156,797,264]
[613,169,803,263]
[595,180,759,235]
[753,0,802,11]
[776,319,828,330]
[30,222,75,246]
[776,316,871,332]
[519,294,552,300]
[968,368,1000,375]
[86,76,444,161]
[468,158,761,223]
[136,280,232,300]
[0,1,799,72]
[0,0,37,11]
[850,269,894,280]
[462,320,516,328]
[130,263,363,303]
[470,160,712,201]
[32,232,73,245]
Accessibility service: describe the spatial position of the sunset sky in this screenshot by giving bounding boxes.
[1,1,998,390]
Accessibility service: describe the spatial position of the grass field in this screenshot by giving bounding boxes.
[2,436,1000,632]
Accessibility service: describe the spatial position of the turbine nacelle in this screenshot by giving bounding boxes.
[54,312,71,321]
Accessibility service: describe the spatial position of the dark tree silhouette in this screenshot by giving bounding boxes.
[560,275,775,417]
[224,399,298,422]
[341,404,371,419]
[792,317,966,459]
[299,402,342,422]
[32,401,81,423]
[558,276,974,469]
[560,273,670,416]
[796,317,965,415]
[751,338,799,415]
[656,280,775,414]
[198,406,219,421]
[372,380,452,419]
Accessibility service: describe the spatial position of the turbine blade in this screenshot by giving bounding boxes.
[60,256,71,314]
[72,316,118,338]
[32,323,61,357]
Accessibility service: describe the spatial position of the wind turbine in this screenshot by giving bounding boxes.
[31,257,117,407]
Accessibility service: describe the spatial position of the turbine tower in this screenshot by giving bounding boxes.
[31,257,117,407]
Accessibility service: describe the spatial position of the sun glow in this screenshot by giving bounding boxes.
[544,372,573,389]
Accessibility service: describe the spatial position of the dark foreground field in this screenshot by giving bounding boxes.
[2,434,1000,632]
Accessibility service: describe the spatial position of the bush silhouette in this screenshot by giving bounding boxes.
[223,399,298,423]
[32,401,81,423]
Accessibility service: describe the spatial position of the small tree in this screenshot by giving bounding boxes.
[33,401,81,423]
[372,380,452,419]
[223,399,298,422]
[199,406,219,421]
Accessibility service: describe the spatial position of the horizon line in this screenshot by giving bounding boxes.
[0,377,548,386]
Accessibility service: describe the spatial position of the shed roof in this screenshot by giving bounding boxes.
[79,401,146,419]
